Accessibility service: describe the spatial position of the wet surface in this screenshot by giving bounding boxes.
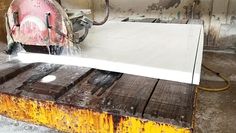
[195,52,236,133]
[195,82,236,133]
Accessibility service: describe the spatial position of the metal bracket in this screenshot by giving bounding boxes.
[13,12,20,27]
[46,13,52,29]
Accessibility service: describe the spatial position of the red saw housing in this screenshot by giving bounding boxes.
[6,0,73,47]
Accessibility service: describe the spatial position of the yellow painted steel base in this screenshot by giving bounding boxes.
[0,93,191,133]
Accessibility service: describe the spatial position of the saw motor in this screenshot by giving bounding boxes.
[5,0,109,55]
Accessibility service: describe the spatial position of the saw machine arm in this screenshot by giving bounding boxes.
[5,0,110,55]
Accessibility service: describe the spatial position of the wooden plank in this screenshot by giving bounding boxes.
[0,60,35,84]
[57,70,122,110]
[58,73,157,118]
[20,66,92,101]
[101,75,158,117]
[143,80,195,127]
[0,60,196,130]
[0,63,60,94]
[17,21,204,84]
[87,71,122,96]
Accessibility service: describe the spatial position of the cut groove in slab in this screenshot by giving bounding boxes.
[16,21,204,84]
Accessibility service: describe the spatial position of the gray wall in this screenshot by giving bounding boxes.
[1,0,236,49]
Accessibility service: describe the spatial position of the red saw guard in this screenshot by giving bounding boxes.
[7,0,73,47]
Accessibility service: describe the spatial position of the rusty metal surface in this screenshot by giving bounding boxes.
[0,93,191,133]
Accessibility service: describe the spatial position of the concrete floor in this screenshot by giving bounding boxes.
[0,116,58,133]
[0,43,235,133]
[195,52,236,133]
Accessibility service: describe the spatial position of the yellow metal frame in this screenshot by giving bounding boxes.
[0,93,191,133]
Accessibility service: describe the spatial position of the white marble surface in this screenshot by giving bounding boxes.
[17,21,204,84]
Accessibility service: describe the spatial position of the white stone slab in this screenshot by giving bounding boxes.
[16,21,204,85]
